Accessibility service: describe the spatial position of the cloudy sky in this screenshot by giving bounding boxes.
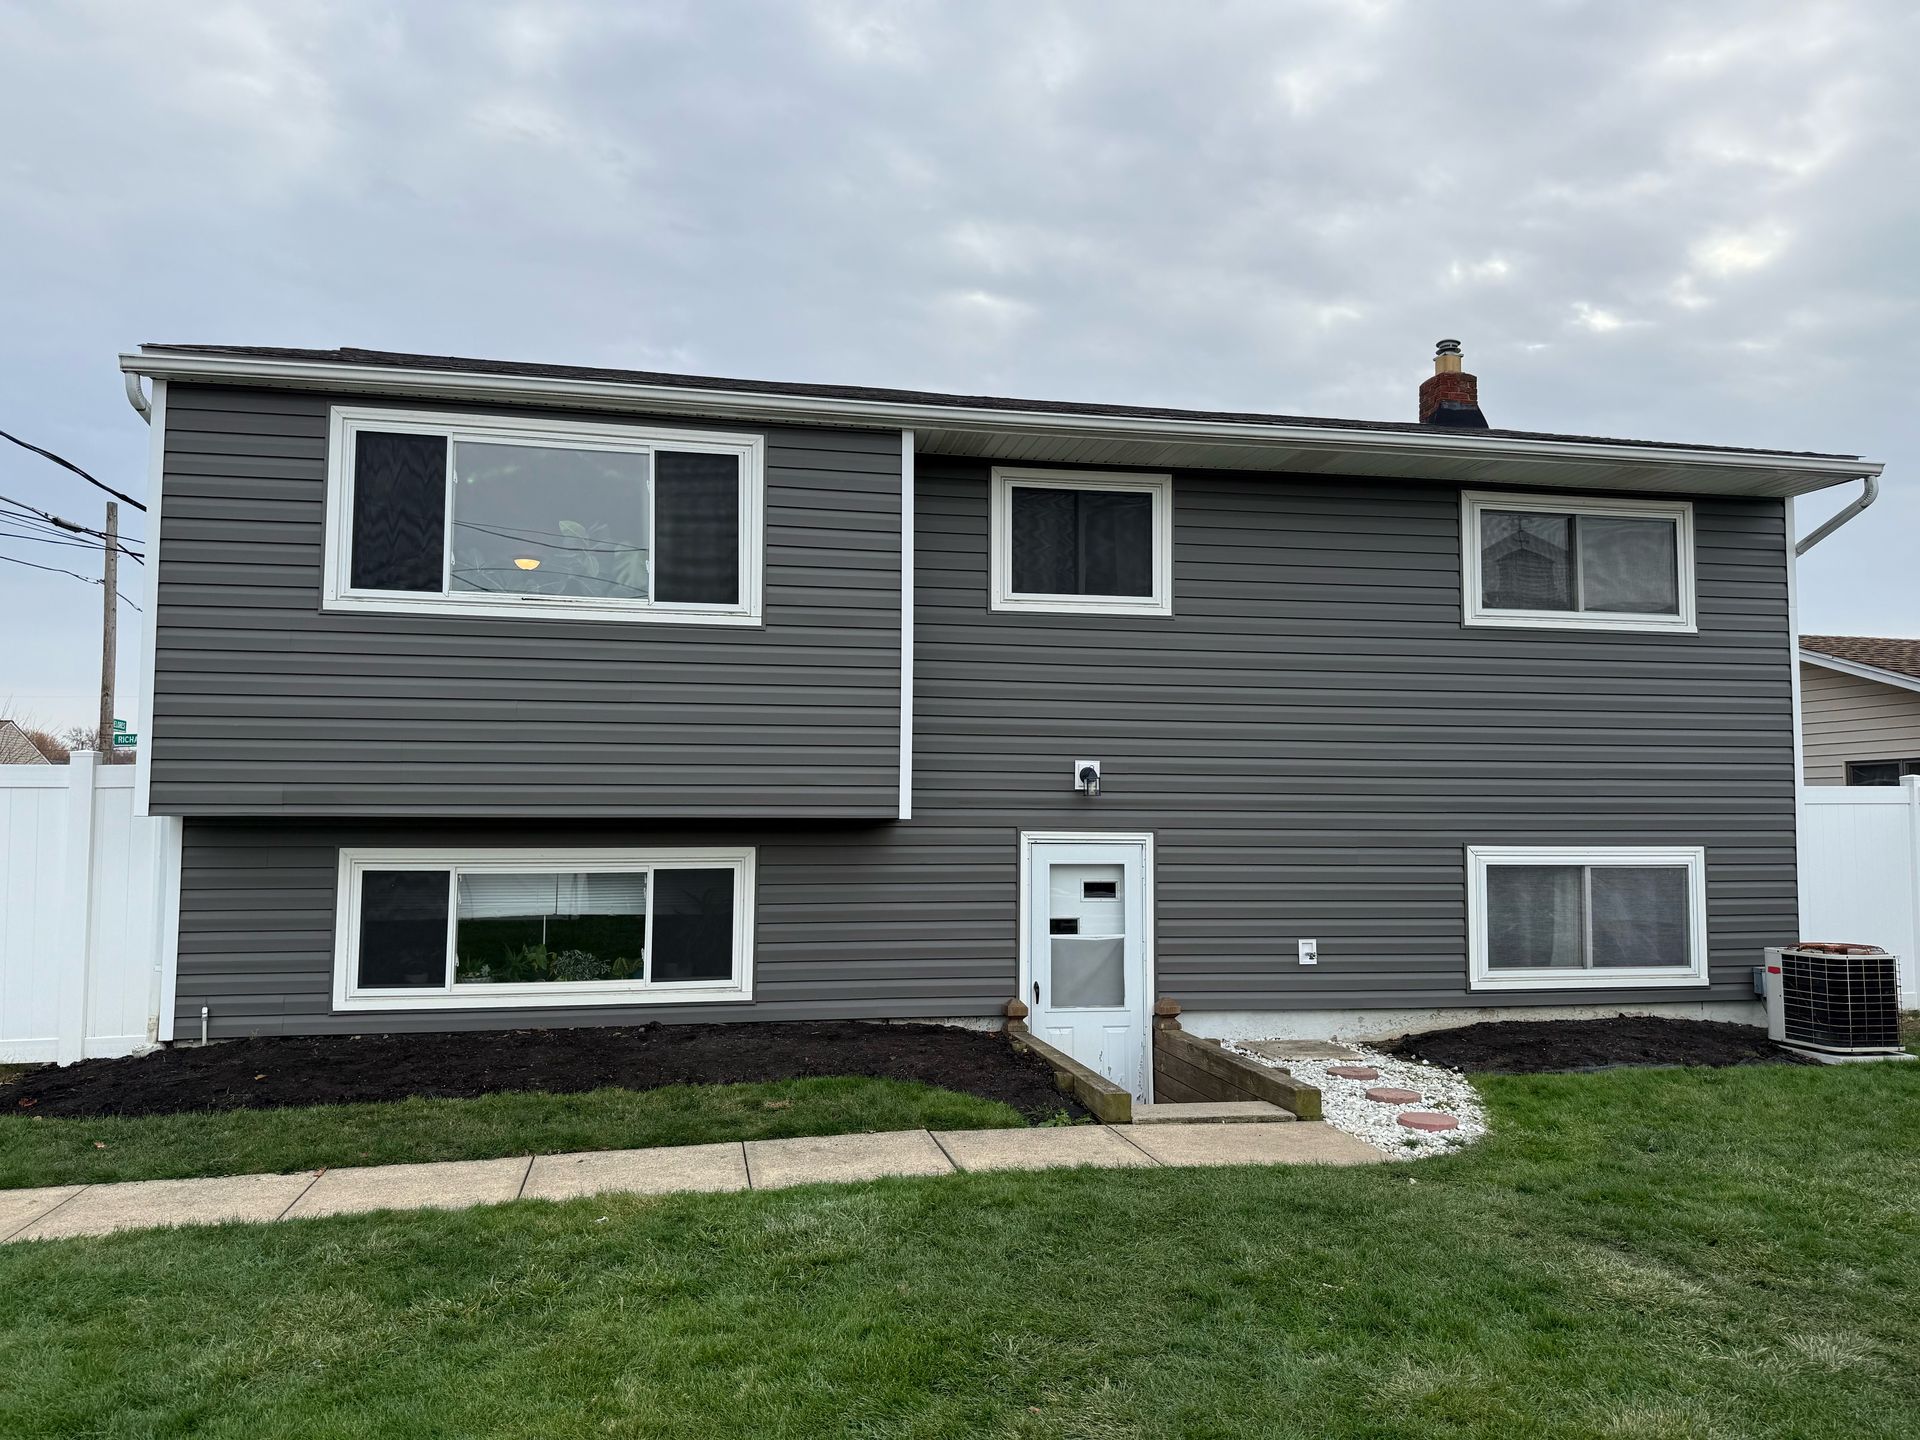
[2,0,1914,731]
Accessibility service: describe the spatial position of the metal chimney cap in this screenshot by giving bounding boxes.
[1435,338,1463,357]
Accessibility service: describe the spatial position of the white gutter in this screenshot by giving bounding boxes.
[119,349,1882,490]
[124,373,152,423]
[1794,475,1879,555]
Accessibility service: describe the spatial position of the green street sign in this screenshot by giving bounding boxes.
[112,719,127,732]
[111,733,137,748]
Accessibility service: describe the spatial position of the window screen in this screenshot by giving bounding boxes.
[1486,866,1582,970]
[350,432,447,592]
[650,868,736,982]
[1010,486,1153,597]
[1486,862,1691,971]
[1589,867,1690,968]
[1480,509,1680,617]
[1579,517,1678,614]
[357,870,450,988]
[654,452,741,604]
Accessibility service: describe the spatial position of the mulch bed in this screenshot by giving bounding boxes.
[1385,1015,1816,1074]
[0,1021,1083,1123]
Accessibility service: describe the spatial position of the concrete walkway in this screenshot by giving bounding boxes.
[1,1121,1380,1243]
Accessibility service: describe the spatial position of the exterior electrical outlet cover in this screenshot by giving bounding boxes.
[1298,938,1318,965]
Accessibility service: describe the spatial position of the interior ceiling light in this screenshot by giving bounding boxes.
[513,556,541,570]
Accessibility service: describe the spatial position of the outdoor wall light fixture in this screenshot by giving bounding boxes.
[513,556,541,571]
[1074,759,1102,798]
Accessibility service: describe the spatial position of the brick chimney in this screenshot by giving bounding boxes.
[1417,339,1488,428]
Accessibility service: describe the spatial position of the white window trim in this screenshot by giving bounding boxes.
[322,405,765,626]
[1466,844,1709,992]
[1461,491,1696,634]
[989,467,1174,617]
[332,846,755,1011]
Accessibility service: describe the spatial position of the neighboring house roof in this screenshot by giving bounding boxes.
[0,719,52,765]
[123,344,1880,502]
[1800,636,1920,695]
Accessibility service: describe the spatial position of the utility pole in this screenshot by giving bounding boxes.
[98,501,117,760]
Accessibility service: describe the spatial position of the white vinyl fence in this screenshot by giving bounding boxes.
[1800,776,1920,1007]
[1,754,181,1064]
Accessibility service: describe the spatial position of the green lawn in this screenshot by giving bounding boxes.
[4,1060,1917,1438]
[0,1077,1029,1189]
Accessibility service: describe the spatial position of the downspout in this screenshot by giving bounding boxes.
[1795,475,1878,555]
[124,373,152,423]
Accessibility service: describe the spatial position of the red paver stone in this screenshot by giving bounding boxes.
[1396,1111,1459,1132]
[1364,1087,1421,1104]
[1325,1066,1380,1080]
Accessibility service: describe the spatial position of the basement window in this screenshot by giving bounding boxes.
[990,468,1173,617]
[324,407,764,625]
[333,847,755,1010]
[1461,492,1695,634]
[1467,845,1707,991]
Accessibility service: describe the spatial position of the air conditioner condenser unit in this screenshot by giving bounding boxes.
[1763,943,1905,1057]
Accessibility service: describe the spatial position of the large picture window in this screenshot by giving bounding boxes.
[1466,845,1707,991]
[990,468,1173,616]
[333,847,755,1010]
[1461,492,1694,633]
[325,407,763,624]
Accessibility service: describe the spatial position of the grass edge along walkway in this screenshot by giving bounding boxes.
[0,1076,1038,1190]
[2,1119,1384,1242]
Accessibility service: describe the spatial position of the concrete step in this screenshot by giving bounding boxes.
[1131,1100,1294,1125]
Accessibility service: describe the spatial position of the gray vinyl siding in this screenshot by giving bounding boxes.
[150,384,901,817]
[1800,661,1920,785]
[904,459,1794,1013]
[175,458,1798,1036]
[177,818,985,1036]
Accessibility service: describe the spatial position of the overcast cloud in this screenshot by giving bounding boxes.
[2,0,1915,729]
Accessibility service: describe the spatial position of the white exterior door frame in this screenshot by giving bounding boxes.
[1017,830,1156,1101]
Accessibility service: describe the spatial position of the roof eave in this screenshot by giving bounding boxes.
[1798,651,1920,696]
[121,348,1882,500]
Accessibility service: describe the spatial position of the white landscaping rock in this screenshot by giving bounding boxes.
[1225,1041,1487,1159]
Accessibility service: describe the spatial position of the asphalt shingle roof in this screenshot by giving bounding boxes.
[139,343,1862,462]
[1801,636,1920,682]
[0,720,52,765]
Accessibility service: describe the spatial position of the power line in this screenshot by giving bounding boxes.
[0,490,147,547]
[0,428,146,512]
[0,492,144,562]
[0,550,142,609]
[0,526,126,554]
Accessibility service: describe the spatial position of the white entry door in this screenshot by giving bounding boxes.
[1022,833,1152,1099]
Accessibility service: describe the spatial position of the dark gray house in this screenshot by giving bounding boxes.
[121,341,1882,1099]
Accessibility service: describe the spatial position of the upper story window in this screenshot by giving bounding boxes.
[989,467,1173,617]
[1461,492,1695,634]
[324,407,764,625]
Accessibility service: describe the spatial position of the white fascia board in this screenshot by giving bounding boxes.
[1798,650,1920,697]
[120,350,1882,497]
